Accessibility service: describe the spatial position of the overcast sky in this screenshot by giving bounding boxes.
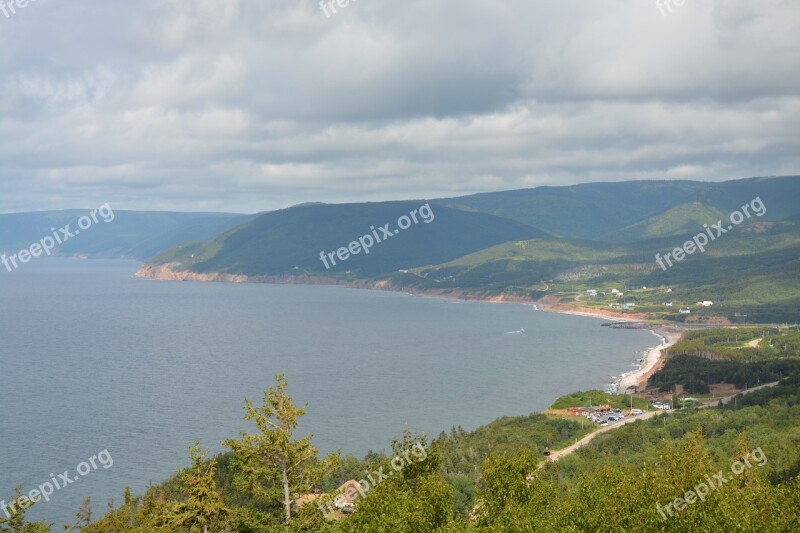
[1,0,798,213]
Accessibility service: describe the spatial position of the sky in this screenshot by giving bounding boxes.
[1,0,798,214]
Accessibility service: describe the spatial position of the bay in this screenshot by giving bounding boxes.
[0,258,656,524]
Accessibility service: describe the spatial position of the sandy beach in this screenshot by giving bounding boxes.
[615,327,683,392]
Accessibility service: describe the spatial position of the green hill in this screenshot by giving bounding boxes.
[602,201,730,242]
[383,218,800,322]
[146,201,548,277]
[80,360,800,532]
[438,175,800,241]
[438,180,704,239]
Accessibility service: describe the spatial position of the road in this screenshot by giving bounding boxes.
[543,381,780,465]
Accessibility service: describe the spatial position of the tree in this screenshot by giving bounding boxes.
[64,497,92,531]
[168,442,229,533]
[337,433,453,532]
[0,486,51,533]
[223,374,320,525]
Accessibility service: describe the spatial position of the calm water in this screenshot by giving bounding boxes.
[0,259,656,524]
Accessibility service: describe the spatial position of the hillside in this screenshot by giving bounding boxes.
[437,180,704,239]
[144,201,548,277]
[79,358,800,532]
[438,175,800,241]
[382,217,800,323]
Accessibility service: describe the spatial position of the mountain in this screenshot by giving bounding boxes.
[437,175,800,241]
[0,210,255,260]
[145,201,548,277]
[383,217,800,322]
[436,180,704,239]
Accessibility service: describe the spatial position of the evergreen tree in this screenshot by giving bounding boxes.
[223,374,320,525]
[0,486,51,533]
[64,497,92,531]
[168,442,229,533]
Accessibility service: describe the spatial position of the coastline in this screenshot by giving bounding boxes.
[136,264,679,393]
[615,327,682,393]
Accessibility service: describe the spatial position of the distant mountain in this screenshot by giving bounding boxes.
[436,180,703,239]
[0,210,255,259]
[383,217,800,322]
[438,175,800,241]
[600,176,800,242]
[145,201,548,276]
[600,201,730,243]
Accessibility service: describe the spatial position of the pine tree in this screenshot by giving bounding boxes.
[64,497,92,531]
[223,374,320,525]
[168,442,229,533]
[0,486,51,533]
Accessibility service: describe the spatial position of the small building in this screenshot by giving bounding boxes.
[679,308,691,314]
[334,480,362,509]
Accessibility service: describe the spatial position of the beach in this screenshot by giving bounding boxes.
[615,327,683,392]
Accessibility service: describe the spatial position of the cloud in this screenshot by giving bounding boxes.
[0,0,798,213]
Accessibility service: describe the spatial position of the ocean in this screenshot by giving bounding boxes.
[0,258,656,524]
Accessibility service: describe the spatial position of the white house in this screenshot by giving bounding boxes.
[679,308,691,314]
[701,301,713,307]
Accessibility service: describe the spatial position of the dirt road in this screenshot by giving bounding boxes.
[544,381,780,464]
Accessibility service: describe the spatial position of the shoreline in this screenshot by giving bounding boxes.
[136,264,679,393]
[614,327,682,393]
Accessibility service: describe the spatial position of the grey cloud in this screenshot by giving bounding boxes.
[0,0,798,213]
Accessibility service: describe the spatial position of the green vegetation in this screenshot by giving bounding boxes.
[126,176,800,323]
[385,218,800,323]
[64,366,800,532]
[45,330,796,532]
[550,390,651,410]
[438,175,800,241]
[668,327,800,361]
[648,327,800,393]
[0,485,50,532]
[647,355,800,393]
[146,201,546,277]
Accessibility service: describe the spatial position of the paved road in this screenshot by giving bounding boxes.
[544,381,780,465]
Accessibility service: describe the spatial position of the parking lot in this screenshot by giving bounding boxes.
[584,408,628,426]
